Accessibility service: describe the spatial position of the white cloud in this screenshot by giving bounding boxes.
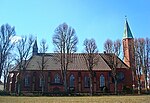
[10,36,22,43]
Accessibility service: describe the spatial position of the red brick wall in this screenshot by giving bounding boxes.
[123,38,135,68]
[7,69,132,93]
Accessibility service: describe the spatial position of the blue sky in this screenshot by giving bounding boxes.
[0,0,150,53]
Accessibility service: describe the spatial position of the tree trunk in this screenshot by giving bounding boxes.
[89,73,93,96]
[0,57,3,79]
[138,79,141,94]
[18,83,21,95]
[4,76,7,91]
[4,77,6,91]
[114,78,117,94]
[42,78,44,94]
[3,70,6,91]
[0,67,2,80]
[63,70,68,94]
[17,72,21,95]
[144,75,148,93]
[41,70,44,94]
[132,70,135,94]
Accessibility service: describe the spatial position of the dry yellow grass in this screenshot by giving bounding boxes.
[0,95,150,103]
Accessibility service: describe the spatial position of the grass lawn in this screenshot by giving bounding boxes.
[0,95,150,103]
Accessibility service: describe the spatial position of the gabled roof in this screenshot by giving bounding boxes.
[123,19,133,39]
[100,53,129,69]
[10,53,128,72]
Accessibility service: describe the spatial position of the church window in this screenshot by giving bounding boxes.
[100,75,105,87]
[54,73,60,83]
[39,77,44,87]
[24,75,30,87]
[84,76,90,87]
[69,74,75,87]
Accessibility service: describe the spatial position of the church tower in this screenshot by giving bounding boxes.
[122,18,135,69]
[32,39,38,55]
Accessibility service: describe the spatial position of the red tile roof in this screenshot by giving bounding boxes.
[10,53,128,71]
[100,53,128,69]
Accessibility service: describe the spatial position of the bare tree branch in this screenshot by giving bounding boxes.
[37,39,49,93]
[103,39,121,94]
[0,24,16,80]
[52,23,78,93]
[83,38,99,96]
[15,35,34,94]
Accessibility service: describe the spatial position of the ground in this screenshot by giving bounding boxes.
[0,95,150,103]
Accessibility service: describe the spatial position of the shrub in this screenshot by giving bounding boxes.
[0,90,10,96]
[123,86,132,94]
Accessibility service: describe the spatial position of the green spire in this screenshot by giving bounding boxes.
[123,18,133,39]
[33,37,38,55]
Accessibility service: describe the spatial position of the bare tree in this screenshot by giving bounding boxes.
[37,39,48,94]
[3,53,14,91]
[83,38,99,96]
[39,39,48,54]
[104,39,121,94]
[15,35,34,95]
[52,23,78,94]
[0,24,15,80]
[112,39,121,94]
[145,38,150,92]
[104,39,113,53]
[134,38,143,94]
[134,38,150,94]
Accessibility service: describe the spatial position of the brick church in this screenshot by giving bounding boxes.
[7,19,135,94]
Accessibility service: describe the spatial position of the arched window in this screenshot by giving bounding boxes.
[100,75,105,87]
[84,76,90,87]
[39,77,44,87]
[54,73,60,83]
[24,75,30,87]
[69,74,75,87]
